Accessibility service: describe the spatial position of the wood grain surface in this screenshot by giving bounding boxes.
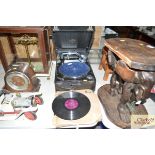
[104,38,155,71]
[98,84,148,128]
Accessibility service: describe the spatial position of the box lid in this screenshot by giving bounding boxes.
[52,26,94,55]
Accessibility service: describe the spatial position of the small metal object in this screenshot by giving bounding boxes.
[53,26,59,31]
[86,75,93,80]
[16,34,38,67]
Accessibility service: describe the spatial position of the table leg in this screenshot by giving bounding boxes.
[99,47,112,81]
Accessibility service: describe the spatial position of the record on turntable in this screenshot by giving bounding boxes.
[58,62,90,79]
[52,89,102,128]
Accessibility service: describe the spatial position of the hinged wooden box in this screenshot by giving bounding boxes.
[0,26,52,76]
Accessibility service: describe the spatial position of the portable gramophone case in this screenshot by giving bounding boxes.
[52,26,96,91]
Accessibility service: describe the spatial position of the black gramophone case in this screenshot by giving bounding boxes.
[52,26,96,91]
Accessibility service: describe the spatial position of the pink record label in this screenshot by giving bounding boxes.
[64,99,79,110]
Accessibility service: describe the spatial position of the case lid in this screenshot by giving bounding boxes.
[52,26,94,55]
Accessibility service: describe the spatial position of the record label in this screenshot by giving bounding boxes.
[64,99,79,110]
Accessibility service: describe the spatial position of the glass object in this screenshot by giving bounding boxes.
[0,26,52,75]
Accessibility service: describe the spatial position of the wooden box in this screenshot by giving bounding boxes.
[0,26,52,75]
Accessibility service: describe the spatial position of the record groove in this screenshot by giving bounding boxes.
[52,91,91,120]
[58,62,90,79]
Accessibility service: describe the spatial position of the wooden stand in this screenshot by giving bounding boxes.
[98,38,155,128]
[98,84,147,128]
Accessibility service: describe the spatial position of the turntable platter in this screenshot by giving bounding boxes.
[58,62,90,79]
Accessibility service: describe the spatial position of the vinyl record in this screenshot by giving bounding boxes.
[58,62,90,79]
[52,91,91,120]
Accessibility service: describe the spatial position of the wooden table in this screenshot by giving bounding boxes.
[104,38,155,71]
[98,38,155,128]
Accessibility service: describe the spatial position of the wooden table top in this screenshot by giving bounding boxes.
[104,38,155,71]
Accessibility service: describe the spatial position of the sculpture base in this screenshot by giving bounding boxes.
[98,84,148,128]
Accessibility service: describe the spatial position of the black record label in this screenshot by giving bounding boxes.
[52,91,91,120]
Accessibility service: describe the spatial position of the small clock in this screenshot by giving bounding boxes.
[4,63,40,92]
